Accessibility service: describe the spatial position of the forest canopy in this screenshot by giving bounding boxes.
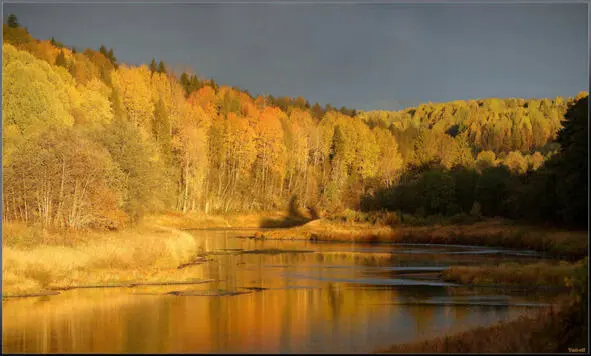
[2,21,588,230]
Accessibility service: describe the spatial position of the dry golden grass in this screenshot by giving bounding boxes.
[257,219,392,241]
[442,261,582,288]
[2,221,200,296]
[254,218,588,259]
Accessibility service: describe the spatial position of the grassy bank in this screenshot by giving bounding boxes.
[3,212,587,296]
[2,221,204,297]
[377,299,588,353]
[441,261,584,288]
[146,210,306,229]
[139,211,587,261]
[249,218,587,259]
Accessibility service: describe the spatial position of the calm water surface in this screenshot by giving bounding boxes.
[2,230,555,353]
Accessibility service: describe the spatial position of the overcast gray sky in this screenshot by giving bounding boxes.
[3,1,589,110]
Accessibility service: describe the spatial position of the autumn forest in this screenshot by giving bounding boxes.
[2,9,589,354]
[2,17,588,231]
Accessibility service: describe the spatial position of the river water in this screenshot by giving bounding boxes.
[2,229,556,353]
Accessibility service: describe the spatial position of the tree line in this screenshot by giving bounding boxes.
[2,17,588,230]
[361,96,588,228]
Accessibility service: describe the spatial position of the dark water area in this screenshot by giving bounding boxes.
[2,230,556,353]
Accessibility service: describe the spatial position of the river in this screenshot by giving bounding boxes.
[2,229,556,353]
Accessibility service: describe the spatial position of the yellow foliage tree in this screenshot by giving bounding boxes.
[110,64,154,133]
[2,44,76,166]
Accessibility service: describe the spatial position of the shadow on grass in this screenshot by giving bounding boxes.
[259,196,318,228]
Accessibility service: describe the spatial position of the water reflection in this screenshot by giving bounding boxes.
[3,230,551,353]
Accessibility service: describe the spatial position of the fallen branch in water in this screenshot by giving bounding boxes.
[49,284,132,291]
[127,279,217,287]
[240,286,268,292]
[241,249,314,255]
[168,289,251,297]
[3,291,61,299]
[177,256,210,269]
[48,279,217,290]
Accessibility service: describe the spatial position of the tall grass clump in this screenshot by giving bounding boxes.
[2,222,198,295]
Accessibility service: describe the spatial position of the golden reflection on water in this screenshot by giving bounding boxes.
[3,286,534,353]
[3,230,545,353]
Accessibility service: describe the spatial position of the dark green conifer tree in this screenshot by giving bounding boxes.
[7,14,19,28]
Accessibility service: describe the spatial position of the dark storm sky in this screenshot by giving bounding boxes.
[2,1,589,111]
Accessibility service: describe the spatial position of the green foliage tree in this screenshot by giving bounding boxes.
[475,166,515,217]
[50,36,65,48]
[107,48,117,66]
[450,167,479,213]
[7,14,19,28]
[417,169,456,215]
[157,60,166,73]
[99,44,108,57]
[179,72,203,96]
[548,94,588,227]
[149,58,157,73]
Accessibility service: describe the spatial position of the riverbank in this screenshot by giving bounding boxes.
[237,218,587,260]
[2,221,204,297]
